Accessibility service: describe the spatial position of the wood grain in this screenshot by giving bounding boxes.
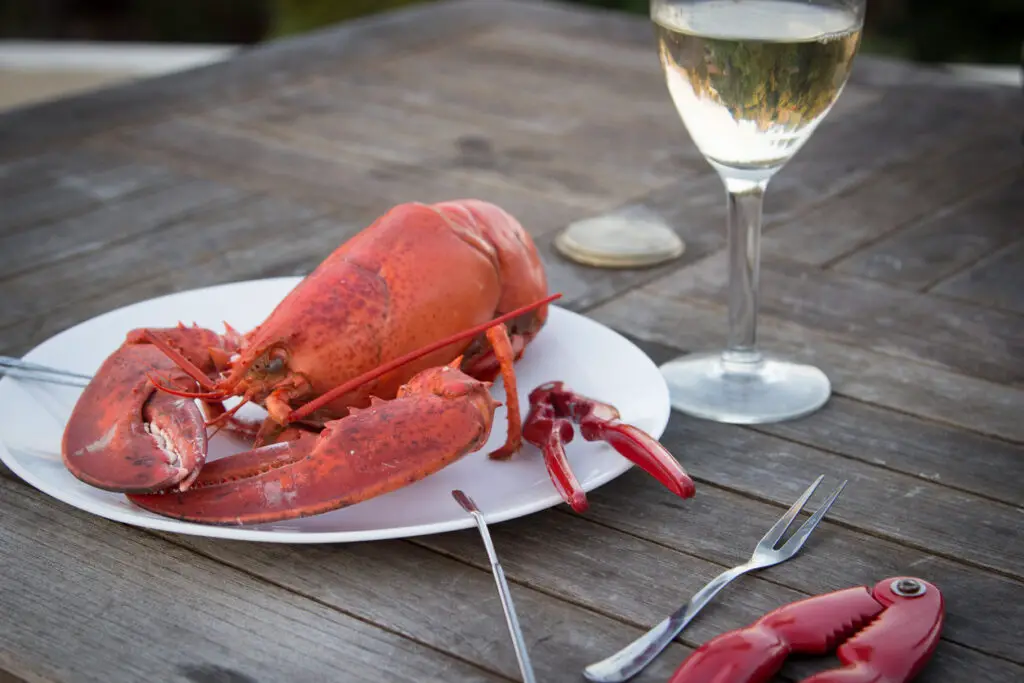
[0,211,369,356]
[831,177,1024,289]
[1,1,1022,681]
[99,116,603,226]
[661,416,1023,577]
[0,175,250,281]
[619,334,1024,508]
[643,252,1024,386]
[0,160,180,236]
[0,195,332,330]
[761,128,1024,266]
[0,0,517,159]
[415,502,1024,669]
[589,290,1024,442]
[933,238,1024,315]
[577,471,1024,667]
[0,478,505,683]
[165,530,687,683]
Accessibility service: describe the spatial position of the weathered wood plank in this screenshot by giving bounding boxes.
[577,470,1024,666]
[761,128,1024,266]
[98,116,605,223]
[163,530,686,683]
[588,290,1024,442]
[0,160,180,236]
[0,212,365,357]
[416,503,1024,671]
[643,253,1024,385]
[666,414,1022,576]
[0,0,518,159]
[620,335,1024,507]
[0,176,250,281]
[214,81,691,206]
[933,238,1024,315]
[831,177,1024,289]
[0,195,334,329]
[421,508,808,647]
[223,105,658,208]
[0,478,504,683]
[0,148,127,198]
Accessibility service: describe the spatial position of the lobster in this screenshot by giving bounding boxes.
[59,199,696,525]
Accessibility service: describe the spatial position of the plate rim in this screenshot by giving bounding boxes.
[0,277,671,544]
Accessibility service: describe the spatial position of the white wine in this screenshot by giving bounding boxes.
[653,0,862,175]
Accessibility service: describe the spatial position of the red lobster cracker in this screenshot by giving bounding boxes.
[667,576,944,683]
[523,381,695,512]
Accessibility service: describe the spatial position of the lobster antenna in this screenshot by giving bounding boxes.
[287,292,562,423]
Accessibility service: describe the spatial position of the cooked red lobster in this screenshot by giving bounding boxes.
[60,199,694,525]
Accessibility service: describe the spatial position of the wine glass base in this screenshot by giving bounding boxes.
[659,351,831,424]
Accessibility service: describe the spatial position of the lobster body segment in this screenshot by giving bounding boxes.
[221,199,549,427]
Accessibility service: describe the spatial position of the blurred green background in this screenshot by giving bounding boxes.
[1,0,1021,65]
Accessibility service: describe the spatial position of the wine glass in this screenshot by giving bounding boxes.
[650,0,865,424]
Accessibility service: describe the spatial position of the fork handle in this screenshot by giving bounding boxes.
[582,563,752,683]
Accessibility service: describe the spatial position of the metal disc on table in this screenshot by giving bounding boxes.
[554,209,684,268]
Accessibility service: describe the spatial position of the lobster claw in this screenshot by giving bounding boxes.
[523,381,695,513]
[667,576,945,683]
[62,342,209,493]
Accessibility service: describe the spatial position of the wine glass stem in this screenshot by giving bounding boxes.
[723,176,768,365]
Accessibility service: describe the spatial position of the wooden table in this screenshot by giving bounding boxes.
[1,1,1021,681]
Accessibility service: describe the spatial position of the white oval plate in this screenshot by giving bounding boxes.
[0,277,671,543]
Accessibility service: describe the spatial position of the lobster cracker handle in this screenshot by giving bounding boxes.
[667,576,945,683]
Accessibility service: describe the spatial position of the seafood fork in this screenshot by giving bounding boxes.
[0,356,91,388]
[583,475,848,683]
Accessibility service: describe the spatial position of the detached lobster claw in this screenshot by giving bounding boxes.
[522,381,695,513]
[668,576,945,683]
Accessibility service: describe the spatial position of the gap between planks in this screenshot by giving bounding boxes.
[431,501,1024,670]
[3,462,1017,672]
[582,273,1023,444]
[149,530,524,683]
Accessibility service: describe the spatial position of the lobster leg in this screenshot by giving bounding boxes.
[523,381,695,513]
[522,394,588,512]
[126,364,501,525]
[485,323,523,460]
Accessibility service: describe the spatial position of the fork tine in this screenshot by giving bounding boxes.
[757,474,824,549]
[0,368,91,388]
[778,479,847,555]
[0,356,93,381]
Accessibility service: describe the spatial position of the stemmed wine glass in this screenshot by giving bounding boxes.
[650,0,866,423]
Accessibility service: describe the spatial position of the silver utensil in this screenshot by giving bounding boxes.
[452,489,537,683]
[0,356,92,388]
[583,474,847,683]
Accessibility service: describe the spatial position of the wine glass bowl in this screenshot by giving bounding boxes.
[650,0,866,424]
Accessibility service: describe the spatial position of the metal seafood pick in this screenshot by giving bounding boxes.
[452,489,537,683]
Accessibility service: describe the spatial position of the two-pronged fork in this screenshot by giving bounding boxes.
[0,356,91,388]
[582,474,847,683]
